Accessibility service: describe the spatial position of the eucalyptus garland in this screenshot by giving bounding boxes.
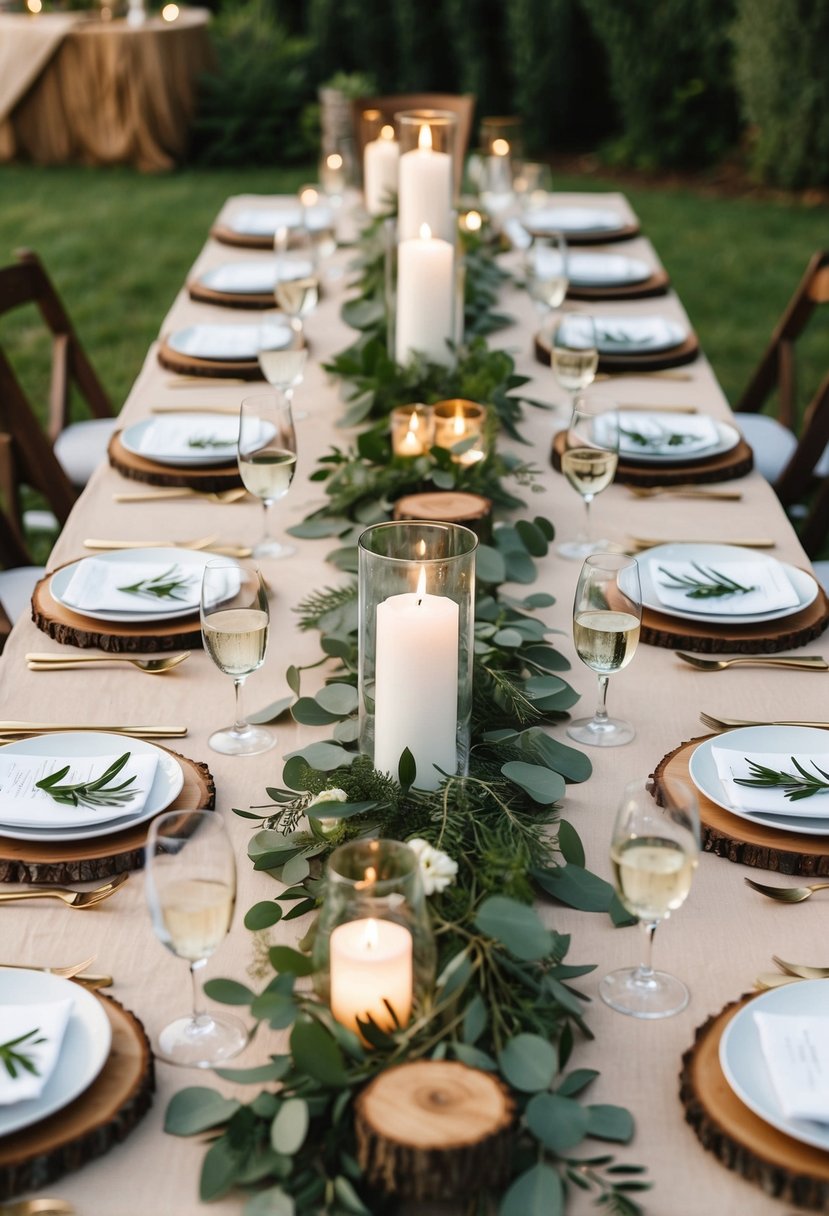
[166,212,650,1216]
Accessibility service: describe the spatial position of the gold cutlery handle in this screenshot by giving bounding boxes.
[150,405,242,415]
[0,723,187,736]
[113,489,196,502]
[632,537,775,549]
[84,539,169,549]
[27,654,121,664]
[618,403,699,413]
[0,890,63,903]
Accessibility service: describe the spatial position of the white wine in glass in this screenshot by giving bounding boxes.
[551,313,598,409]
[274,222,319,342]
[238,392,297,560]
[200,559,274,756]
[568,552,641,747]
[601,779,700,1019]
[524,231,568,323]
[559,397,619,560]
[145,810,248,1066]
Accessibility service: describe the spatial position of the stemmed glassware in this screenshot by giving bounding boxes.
[145,810,248,1065]
[550,312,598,412]
[568,552,641,747]
[524,231,569,332]
[274,223,319,344]
[601,779,700,1018]
[237,392,297,560]
[257,338,307,419]
[513,161,553,212]
[200,559,274,756]
[559,396,619,559]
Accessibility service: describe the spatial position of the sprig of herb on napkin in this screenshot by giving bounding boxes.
[0,1028,44,1079]
[659,562,757,599]
[621,425,696,449]
[735,756,829,802]
[118,564,194,601]
[35,752,139,809]
[187,435,233,450]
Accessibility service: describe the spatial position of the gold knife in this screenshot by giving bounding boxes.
[0,723,187,737]
[617,403,699,413]
[595,370,694,382]
[150,405,242,415]
[630,536,775,550]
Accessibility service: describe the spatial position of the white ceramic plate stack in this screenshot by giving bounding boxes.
[592,315,687,355]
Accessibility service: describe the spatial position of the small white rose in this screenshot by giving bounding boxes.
[306,788,349,808]
[407,837,458,896]
[306,788,349,839]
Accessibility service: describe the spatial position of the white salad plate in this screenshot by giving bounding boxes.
[524,205,625,234]
[166,322,292,362]
[0,970,112,1138]
[0,732,184,843]
[536,250,652,287]
[593,315,687,354]
[197,260,314,295]
[639,544,817,625]
[689,726,829,836]
[121,416,239,467]
[720,979,829,1152]
[619,418,740,465]
[227,203,303,235]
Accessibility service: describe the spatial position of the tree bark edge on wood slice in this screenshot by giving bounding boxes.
[108,431,243,491]
[355,1059,515,1200]
[393,491,493,541]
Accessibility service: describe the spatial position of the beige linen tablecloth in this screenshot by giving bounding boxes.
[3,194,828,1215]
[0,8,213,170]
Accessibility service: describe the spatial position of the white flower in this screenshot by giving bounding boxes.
[306,788,348,808]
[306,788,349,839]
[407,838,458,896]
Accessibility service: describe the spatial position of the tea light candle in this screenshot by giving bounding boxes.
[433,399,486,464]
[330,917,413,1036]
[398,123,452,242]
[321,152,346,199]
[395,224,454,368]
[391,405,435,457]
[364,124,399,217]
[374,566,459,790]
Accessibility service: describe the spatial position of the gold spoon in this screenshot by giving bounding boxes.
[744,876,829,903]
[772,955,829,979]
[678,652,828,672]
[25,652,191,675]
[0,1201,76,1216]
[627,485,742,500]
[0,873,128,909]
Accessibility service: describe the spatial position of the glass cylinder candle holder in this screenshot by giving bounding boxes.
[362,110,399,217]
[358,521,477,792]
[390,404,435,458]
[312,839,436,1039]
[433,399,487,465]
[396,110,457,242]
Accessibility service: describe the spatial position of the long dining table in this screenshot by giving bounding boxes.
[3,192,829,1216]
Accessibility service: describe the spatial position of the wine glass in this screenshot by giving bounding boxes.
[550,312,598,412]
[524,231,569,330]
[298,181,339,277]
[558,396,619,559]
[513,161,553,212]
[237,392,297,560]
[257,337,307,418]
[200,559,275,756]
[274,222,319,343]
[601,779,700,1018]
[145,810,248,1065]
[568,552,641,747]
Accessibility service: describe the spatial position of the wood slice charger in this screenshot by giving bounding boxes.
[108,431,243,492]
[551,429,754,488]
[567,265,670,302]
[521,220,641,247]
[654,735,829,874]
[157,336,264,380]
[0,749,215,884]
[0,994,154,1202]
[680,993,829,1210]
[355,1060,515,1200]
[535,326,700,373]
[188,277,276,310]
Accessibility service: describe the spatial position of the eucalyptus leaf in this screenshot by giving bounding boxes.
[269,946,315,977]
[203,978,255,1006]
[243,1186,295,1216]
[306,799,376,821]
[498,1033,557,1092]
[586,1104,635,1143]
[519,730,592,783]
[285,741,355,772]
[515,519,549,557]
[244,902,284,931]
[250,992,298,1029]
[164,1087,241,1135]
[526,1092,589,1151]
[493,627,524,648]
[476,544,507,584]
[291,698,341,726]
[504,548,537,584]
[533,863,615,913]
[333,718,361,744]
[474,896,552,961]
[333,1175,372,1215]
[290,1019,349,1087]
[462,993,487,1045]
[200,1135,243,1202]
[316,683,359,715]
[523,644,571,672]
[214,1058,291,1084]
[287,517,352,539]
[249,695,296,725]
[557,820,586,867]
[271,1098,309,1155]
[451,1042,497,1071]
[500,761,565,805]
[557,1068,599,1098]
[499,1162,563,1216]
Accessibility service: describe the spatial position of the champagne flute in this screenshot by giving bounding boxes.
[550,312,598,412]
[145,810,248,1065]
[200,559,275,756]
[568,552,641,747]
[237,392,297,560]
[601,779,700,1018]
[274,222,319,343]
[524,231,569,329]
[558,396,619,559]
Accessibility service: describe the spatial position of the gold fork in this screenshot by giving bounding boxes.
[0,1201,75,1216]
[700,711,829,731]
[0,873,128,908]
[0,955,95,979]
[678,652,828,672]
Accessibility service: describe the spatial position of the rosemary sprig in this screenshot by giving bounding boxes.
[658,562,757,599]
[35,752,139,809]
[621,425,697,449]
[735,756,829,802]
[118,564,195,601]
[187,435,232,449]
[0,1028,45,1080]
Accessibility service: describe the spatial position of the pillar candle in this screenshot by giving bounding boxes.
[330,917,413,1036]
[395,224,454,368]
[374,569,459,790]
[398,123,452,242]
[364,125,399,217]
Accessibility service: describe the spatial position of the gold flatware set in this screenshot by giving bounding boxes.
[0,1200,76,1216]
[745,877,829,904]
[0,958,112,989]
[0,873,128,909]
[629,535,775,552]
[700,711,829,731]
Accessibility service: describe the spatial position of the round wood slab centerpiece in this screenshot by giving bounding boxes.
[393,490,493,540]
[355,1060,515,1200]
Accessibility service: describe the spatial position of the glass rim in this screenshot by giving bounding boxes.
[328,837,419,890]
[395,109,459,126]
[357,519,479,564]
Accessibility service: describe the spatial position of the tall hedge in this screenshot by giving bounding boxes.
[733,0,829,188]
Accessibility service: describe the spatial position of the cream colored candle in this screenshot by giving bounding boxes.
[395,224,454,368]
[330,917,413,1035]
[433,399,486,464]
[390,404,435,457]
[398,123,452,241]
[364,125,399,216]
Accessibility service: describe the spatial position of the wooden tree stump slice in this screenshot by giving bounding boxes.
[522,220,641,246]
[157,338,264,380]
[567,266,670,301]
[393,491,493,541]
[535,328,700,373]
[0,751,215,883]
[108,432,242,491]
[0,994,154,1202]
[551,431,754,487]
[680,994,829,1210]
[640,583,829,654]
[211,223,274,251]
[355,1060,515,1200]
[188,278,276,309]
[654,736,829,874]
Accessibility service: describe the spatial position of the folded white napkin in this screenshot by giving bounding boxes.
[137,416,243,460]
[170,322,291,361]
[617,411,720,457]
[205,263,277,293]
[61,557,202,614]
[0,997,74,1105]
[229,205,302,235]
[651,559,799,616]
[711,747,829,817]
[0,752,160,828]
[754,1011,829,1122]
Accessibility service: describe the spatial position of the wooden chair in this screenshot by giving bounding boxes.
[351,93,476,195]
[0,434,45,652]
[0,248,117,499]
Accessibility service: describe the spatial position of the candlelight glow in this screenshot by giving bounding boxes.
[416,566,427,604]
[418,124,433,152]
[492,138,510,156]
[161,3,179,19]
[380,125,395,141]
[355,865,378,891]
[453,401,466,436]
[418,223,433,242]
[463,209,483,233]
[26,0,42,12]
[299,185,319,207]
[363,919,379,951]
[326,153,343,171]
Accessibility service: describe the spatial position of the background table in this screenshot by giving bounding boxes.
[0,8,213,171]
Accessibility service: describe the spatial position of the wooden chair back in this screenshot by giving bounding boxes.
[351,93,476,195]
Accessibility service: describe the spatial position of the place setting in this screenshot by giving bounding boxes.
[536,309,700,375]
[520,200,641,245]
[156,318,294,380]
[525,241,670,302]
[108,409,245,492]
[611,407,754,486]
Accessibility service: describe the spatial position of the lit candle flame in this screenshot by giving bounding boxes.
[299,186,319,207]
[355,865,378,891]
[419,223,432,241]
[26,0,42,12]
[363,918,379,951]
[418,124,433,152]
[161,2,179,18]
[416,565,427,605]
[492,138,510,156]
[453,401,466,436]
[380,125,395,141]
[463,210,482,233]
[326,153,343,171]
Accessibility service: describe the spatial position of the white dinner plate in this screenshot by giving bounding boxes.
[524,205,625,235]
[198,260,315,295]
[720,979,829,1151]
[228,203,303,236]
[121,416,239,468]
[536,250,652,288]
[0,970,111,1138]
[167,322,292,362]
[639,544,817,625]
[50,547,234,624]
[593,315,687,355]
[0,732,184,843]
[689,726,829,836]
[620,419,740,466]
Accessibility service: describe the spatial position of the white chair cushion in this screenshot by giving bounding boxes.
[0,565,44,622]
[54,417,119,487]
[737,414,799,483]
